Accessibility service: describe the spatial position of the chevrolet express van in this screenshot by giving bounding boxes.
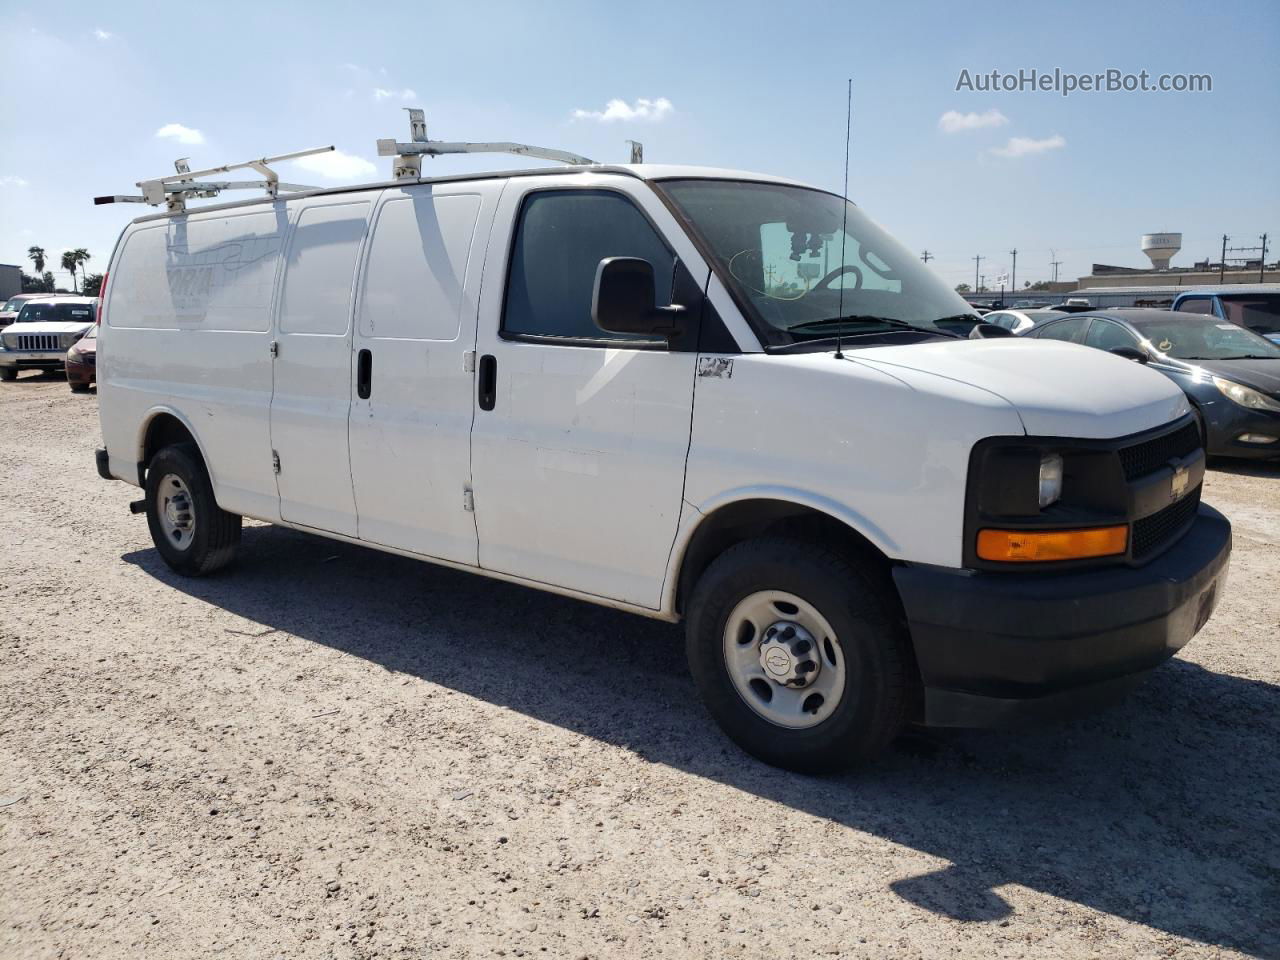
[93,162,1231,770]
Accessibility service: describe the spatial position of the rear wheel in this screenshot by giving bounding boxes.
[69,381,91,393]
[685,537,908,772]
[145,443,241,576]
[0,368,16,382]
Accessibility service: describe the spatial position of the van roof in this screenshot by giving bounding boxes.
[124,163,822,224]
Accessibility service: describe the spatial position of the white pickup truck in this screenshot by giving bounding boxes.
[92,159,1230,770]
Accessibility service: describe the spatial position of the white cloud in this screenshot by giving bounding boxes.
[572,97,673,123]
[0,175,29,187]
[373,87,417,101]
[938,108,1009,133]
[93,28,113,41]
[989,134,1066,158]
[288,149,378,181]
[155,123,205,145]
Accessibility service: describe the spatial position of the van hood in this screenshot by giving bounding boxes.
[846,338,1189,438]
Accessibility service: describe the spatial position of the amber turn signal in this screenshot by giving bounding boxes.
[976,525,1128,563]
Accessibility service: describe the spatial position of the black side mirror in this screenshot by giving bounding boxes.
[968,322,1015,339]
[591,257,686,337]
[1110,346,1149,364]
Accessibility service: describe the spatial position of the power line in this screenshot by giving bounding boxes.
[920,250,933,263]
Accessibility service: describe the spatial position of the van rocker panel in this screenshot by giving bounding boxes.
[893,503,1231,727]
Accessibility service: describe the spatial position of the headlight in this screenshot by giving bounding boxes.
[1038,453,1063,508]
[1213,376,1280,413]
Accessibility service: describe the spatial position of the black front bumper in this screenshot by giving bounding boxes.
[893,504,1231,727]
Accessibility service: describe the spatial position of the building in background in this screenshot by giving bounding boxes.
[0,265,21,301]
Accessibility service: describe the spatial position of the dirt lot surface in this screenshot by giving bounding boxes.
[1,374,1277,959]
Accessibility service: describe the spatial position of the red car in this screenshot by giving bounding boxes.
[65,324,97,392]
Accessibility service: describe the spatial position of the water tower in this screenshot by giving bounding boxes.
[1141,233,1182,270]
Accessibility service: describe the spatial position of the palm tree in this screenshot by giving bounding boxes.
[61,250,79,293]
[28,246,46,276]
[73,249,91,291]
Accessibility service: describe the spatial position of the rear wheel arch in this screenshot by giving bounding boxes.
[137,410,208,486]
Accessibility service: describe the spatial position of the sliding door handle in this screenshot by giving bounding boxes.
[477,354,497,411]
[357,349,372,399]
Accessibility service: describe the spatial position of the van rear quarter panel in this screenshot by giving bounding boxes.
[100,207,288,520]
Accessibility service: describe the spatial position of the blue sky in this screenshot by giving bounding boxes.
[1,0,1276,292]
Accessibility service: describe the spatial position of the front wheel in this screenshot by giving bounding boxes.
[685,537,909,772]
[145,443,242,576]
[0,368,16,382]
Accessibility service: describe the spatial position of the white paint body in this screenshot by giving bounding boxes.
[96,165,1189,620]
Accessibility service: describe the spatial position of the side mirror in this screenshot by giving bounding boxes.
[1110,346,1149,364]
[968,322,1015,339]
[591,257,685,337]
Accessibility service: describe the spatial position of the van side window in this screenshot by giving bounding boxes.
[502,190,675,342]
[361,193,482,342]
[279,203,369,336]
[1175,297,1214,315]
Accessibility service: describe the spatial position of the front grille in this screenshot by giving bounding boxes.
[1118,420,1201,481]
[11,333,61,351]
[1132,484,1201,559]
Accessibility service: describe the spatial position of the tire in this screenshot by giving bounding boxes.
[145,442,242,576]
[685,537,908,773]
[69,382,90,394]
[0,368,15,382]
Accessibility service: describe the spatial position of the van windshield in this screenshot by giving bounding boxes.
[656,179,977,347]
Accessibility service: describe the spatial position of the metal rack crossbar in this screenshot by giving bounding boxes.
[376,109,596,179]
[94,146,334,213]
[94,110,637,213]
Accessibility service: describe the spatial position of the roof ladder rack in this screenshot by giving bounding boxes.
[377,108,597,180]
[94,145,335,213]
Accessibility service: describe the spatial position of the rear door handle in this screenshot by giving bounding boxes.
[477,354,496,411]
[357,349,372,399]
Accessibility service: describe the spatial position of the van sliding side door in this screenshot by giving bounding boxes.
[347,181,502,565]
[270,198,372,536]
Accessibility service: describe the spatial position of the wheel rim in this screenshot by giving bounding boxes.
[722,590,847,730]
[156,473,196,551]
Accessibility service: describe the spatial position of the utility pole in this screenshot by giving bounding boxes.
[1049,248,1061,284]
[1010,248,1017,292]
[973,254,983,292]
[979,274,986,293]
[1261,234,1269,282]
[1220,234,1228,282]
[920,250,933,263]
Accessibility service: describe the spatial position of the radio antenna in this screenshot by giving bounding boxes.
[834,78,852,360]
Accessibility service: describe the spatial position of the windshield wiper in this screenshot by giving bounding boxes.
[787,315,962,339]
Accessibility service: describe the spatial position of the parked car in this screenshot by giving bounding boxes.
[981,308,1066,335]
[1172,287,1280,342]
[93,157,1229,771]
[65,322,97,392]
[1010,299,1050,309]
[0,296,96,381]
[0,292,65,328]
[1022,309,1280,458]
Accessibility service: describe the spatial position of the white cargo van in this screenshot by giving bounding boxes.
[93,143,1230,770]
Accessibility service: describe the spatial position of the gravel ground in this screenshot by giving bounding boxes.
[1,373,1277,960]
